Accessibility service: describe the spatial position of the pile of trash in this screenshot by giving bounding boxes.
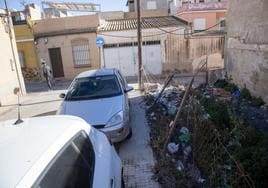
[146,80,268,187]
[145,83,207,187]
[145,84,185,117]
[167,127,205,185]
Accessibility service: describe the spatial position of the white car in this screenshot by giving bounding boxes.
[58,69,133,142]
[0,116,123,188]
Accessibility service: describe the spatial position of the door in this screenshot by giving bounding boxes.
[103,43,162,77]
[142,44,162,75]
[48,48,64,78]
[104,46,136,77]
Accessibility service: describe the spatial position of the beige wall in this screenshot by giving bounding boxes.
[164,34,225,73]
[0,15,26,105]
[226,0,268,103]
[34,14,100,80]
[34,14,99,35]
[36,33,100,79]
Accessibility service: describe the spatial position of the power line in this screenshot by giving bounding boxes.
[98,21,222,39]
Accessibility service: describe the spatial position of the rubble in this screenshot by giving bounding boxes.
[146,83,206,187]
[180,127,189,134]
[167,142,179,154]
[146,80,268,187]
[176,160,184,171]
[179,133,191,143]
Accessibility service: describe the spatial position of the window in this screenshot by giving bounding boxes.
[220,19,226,27]
[66,75,122,101]
[117,71,127,90]
[18,51,25,68]
[71,39,91,67]
[147,1,157,10]
[33,131,95,188]
[194,18,206,31]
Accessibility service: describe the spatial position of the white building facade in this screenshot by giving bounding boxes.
[98,16,188,77]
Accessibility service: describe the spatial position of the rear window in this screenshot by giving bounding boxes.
[65,75,122,101]
[33,131,95,188]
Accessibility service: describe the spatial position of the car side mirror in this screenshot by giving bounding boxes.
[124,85,134,93]
[59,93,66,98]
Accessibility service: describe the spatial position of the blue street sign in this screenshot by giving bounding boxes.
[96,37,105,47]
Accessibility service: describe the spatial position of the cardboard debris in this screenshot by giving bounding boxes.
[213,88,231,98]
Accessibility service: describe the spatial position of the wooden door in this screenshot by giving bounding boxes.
[48,48,64,78]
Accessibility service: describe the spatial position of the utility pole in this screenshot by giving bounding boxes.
[136,0,143,90]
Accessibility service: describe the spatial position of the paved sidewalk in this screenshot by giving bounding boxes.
[0,90,64,121]
[119,90,161,188]
[0,80,70,121]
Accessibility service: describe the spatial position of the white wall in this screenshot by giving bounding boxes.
[0,15,26,105]
[99,27,187,76]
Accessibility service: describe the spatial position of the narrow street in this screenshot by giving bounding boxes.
[0,82,160,188]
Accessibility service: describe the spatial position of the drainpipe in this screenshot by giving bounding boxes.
[4,0,24,95]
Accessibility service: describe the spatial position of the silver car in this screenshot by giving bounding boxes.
[58,68,133,142]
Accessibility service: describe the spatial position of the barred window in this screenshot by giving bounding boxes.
[72,39,91,67]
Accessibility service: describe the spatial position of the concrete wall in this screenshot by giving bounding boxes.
[124,10,168,19]
[99,11,125,20]
[34,15,100,79]
[34,14,99,35]
[226,0,268,103]
[0,15,26,105]
[164,34,225,73]
[36,33,100,79]
[128,0,169,12]
[178,11,226,31]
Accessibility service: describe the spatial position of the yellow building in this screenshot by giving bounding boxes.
[13,19,40,81]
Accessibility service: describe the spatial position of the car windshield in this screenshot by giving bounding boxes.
[65,75,122,101]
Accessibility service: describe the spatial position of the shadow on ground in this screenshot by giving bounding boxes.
[33,110,57,117]
[26,80,72,93]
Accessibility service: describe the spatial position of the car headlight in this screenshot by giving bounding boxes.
[106,111,123,128]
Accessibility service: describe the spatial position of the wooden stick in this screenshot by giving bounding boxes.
[151,73,175,107]
[162,60,207,154]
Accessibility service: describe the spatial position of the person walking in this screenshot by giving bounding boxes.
[41,60,53,90]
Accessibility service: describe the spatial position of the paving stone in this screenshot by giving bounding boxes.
[119,90,161,188]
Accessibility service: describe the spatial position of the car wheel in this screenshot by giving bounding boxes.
[126,127,132,140]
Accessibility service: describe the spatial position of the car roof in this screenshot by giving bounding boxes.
[76,68,117,79]
[0,115,91,188]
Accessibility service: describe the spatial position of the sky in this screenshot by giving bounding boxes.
[0,0,128,12]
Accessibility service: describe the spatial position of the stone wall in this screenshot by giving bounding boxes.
[226,0,268,103]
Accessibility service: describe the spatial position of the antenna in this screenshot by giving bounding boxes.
[13,87,23,125]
